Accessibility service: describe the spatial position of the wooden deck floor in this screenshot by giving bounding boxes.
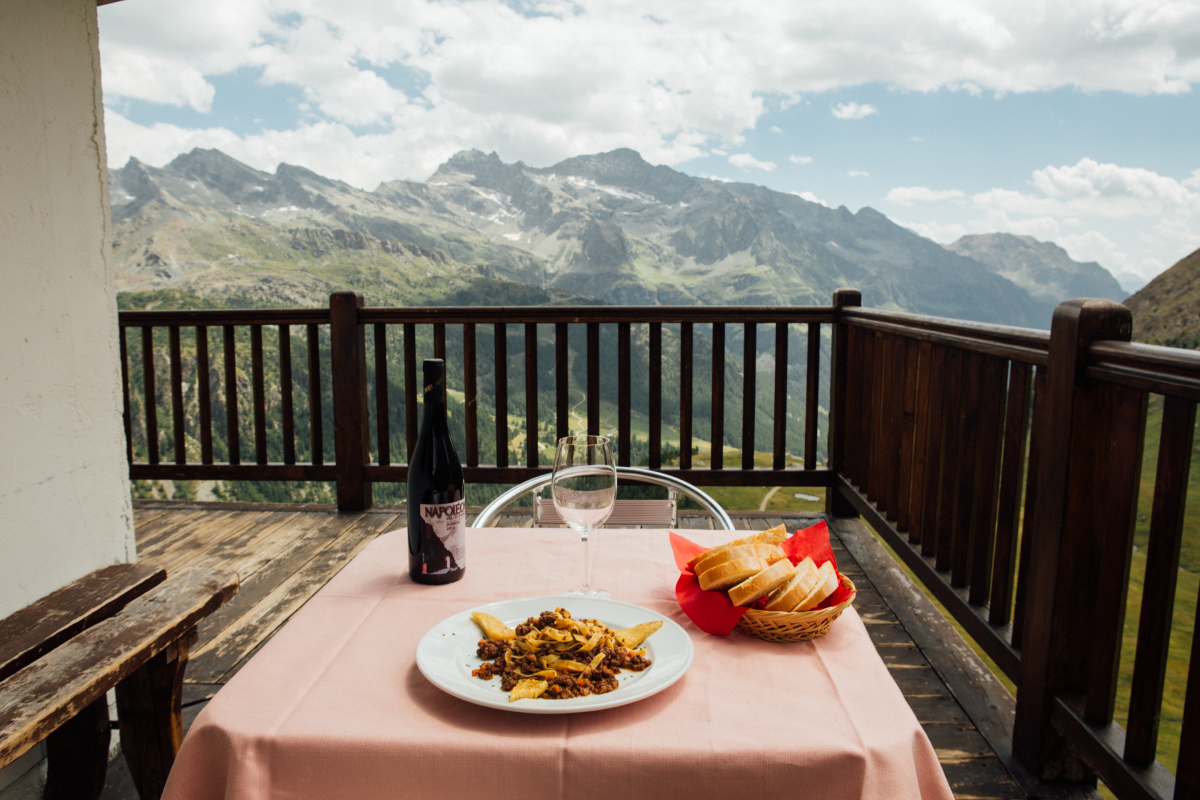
[99,501,1026,800]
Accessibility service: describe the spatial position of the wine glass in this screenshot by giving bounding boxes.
[552,435,617,599]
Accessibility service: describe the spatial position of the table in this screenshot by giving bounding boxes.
[162,528,955,800]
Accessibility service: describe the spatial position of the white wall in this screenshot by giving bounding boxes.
[0,0,136,619]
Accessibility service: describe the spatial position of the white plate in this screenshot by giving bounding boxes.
[415,596,694,714]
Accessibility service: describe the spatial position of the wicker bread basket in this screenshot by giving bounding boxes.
[734,574,857,643]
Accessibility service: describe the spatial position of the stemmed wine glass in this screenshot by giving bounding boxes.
[552,435,617,599]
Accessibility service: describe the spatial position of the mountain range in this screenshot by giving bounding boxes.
[109,147,1127,327]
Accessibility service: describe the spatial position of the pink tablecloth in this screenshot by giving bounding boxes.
[163,528,954,800]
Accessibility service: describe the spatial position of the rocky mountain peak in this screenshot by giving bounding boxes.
[544,148,696,205]
[165,148,272,199]
[946,232,1125,306]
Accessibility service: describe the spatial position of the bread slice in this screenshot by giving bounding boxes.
[692,543,786,577]
[686,524,787,570]
[728,558,797,607]
[698,556,769,592]
[764,557,819,612]
[794,561,840,611]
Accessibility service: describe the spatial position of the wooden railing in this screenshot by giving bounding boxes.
[118,289,1199,799]
[119,293,833,508]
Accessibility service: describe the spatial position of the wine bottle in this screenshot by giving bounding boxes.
[407,359,466,584]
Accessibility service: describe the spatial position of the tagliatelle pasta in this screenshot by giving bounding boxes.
[470,608,657,700]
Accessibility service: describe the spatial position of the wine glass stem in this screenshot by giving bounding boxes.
[581,531,591,594]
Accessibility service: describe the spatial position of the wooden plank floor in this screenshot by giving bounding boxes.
[100,501,1024,800]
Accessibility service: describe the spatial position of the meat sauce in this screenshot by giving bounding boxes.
[471,610,652,699]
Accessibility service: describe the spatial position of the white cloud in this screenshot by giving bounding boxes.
[895,219,970,244]
[832,102,878,120]
[792,190,828,207]
[99,0,1200,186]
[848,170,870,178]
[769,125,784,134]
[886,187,966,205]
[729,153,776,171]
[789,154,812,165]
[884,158,1200,280]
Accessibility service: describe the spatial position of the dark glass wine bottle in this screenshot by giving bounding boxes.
[407,359,466,584]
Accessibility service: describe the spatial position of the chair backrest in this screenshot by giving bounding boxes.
[535,498,677,527]
[471,467,736,530]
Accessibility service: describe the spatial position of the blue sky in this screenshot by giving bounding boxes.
[98,0,1200,290]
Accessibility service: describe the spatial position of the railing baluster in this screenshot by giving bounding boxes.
[120,327,132,464]
[142,327,159,465]
[374,324,389,467]
[330,292,370,510]
[680,322,693,471]
[405,323,417,461]
[223,325,238,466]
[867,332,887,502]
[742,322,756,470]
[650,322,662,470]
[844,326,865,487]
[555,323,568,440]
[525,323,537,468]
[1125,394,1196,766]
[306,324,322,466]
[587,322,599,436]
[803,322,816,469]
[967,354,1006,603]
[618,323,631,466]
[197,326,213,464]
[934,348,964,571]
[434,323,445,361]
[918,345,948,556]
[1177,599,1200,798]
[896,338,920,531]
[251,325,267,464]
[1012,365,1046,648]
[1085,385,1147,724]
[907,341,934,544]
[951,349,983,586]
[280,325,295,465]
[711,322,725,470]
[168,326,185,464]
[775,322,790,470]
[989,361,1031,625]
[494,323,508,467]
[858,330,876,494]
[464,323,478,467]
[883,334,905,517]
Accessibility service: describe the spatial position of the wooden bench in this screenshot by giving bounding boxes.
[0,563,238,799]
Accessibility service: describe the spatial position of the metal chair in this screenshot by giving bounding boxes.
[471,466,736,530]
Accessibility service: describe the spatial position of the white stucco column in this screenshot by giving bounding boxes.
[0,0,136,619]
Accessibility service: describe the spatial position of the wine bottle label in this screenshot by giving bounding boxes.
[417,500,466,575]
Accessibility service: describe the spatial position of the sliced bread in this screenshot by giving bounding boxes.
[686,524,787,570]
[698,556,770,592]
[763,557,819,612]
[728,558,797,607]
[692,543,786,577]
[794,561,840,611]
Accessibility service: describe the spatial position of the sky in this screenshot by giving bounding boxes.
[98,0,1200,291]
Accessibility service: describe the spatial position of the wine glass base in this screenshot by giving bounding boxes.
[561,588,612,600]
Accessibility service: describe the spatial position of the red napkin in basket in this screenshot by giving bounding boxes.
[671,521,855,636]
